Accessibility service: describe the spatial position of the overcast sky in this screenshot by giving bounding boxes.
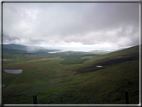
[3,2,139,51]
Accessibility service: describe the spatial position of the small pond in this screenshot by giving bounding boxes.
[96,66,103,67]
[48,50,66,54]
[0,84,5,88]
[4,69,23,74]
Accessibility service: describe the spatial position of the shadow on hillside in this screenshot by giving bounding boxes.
[75,55,139,74]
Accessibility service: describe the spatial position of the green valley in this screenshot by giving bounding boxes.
[2,44,140,104]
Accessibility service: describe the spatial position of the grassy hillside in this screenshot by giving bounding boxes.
[2,45,140,104]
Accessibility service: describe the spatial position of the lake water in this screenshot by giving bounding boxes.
[4,69,23,74]
[48,50,66,54]
[96,66,103,67]
[0,84,5,88]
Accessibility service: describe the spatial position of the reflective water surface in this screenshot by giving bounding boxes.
[96,66,102,67]
[0,84,5,88]
[4,69,23,74]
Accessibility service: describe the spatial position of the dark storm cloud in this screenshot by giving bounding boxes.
[3,2,139,49]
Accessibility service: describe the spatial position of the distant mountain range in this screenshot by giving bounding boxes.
[2,44,113,55]
[2,44,60,53]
